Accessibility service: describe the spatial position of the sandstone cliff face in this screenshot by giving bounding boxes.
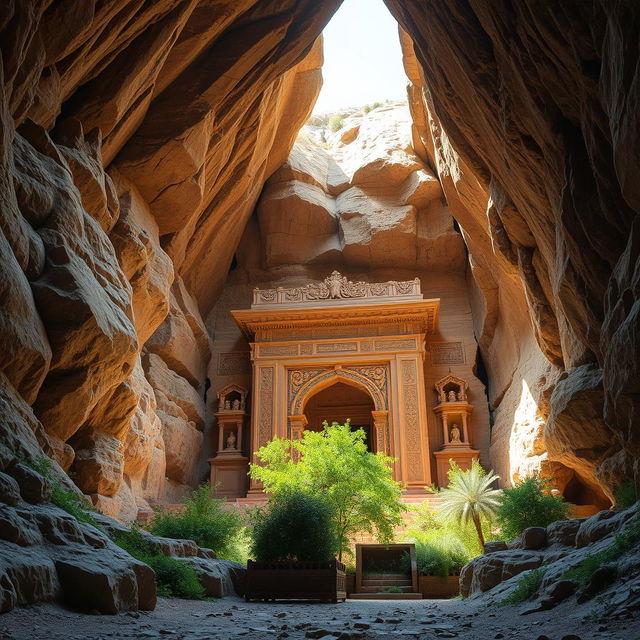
[384,1,640,504]
[0,0,334,521]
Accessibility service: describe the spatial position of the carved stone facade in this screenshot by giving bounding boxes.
[230,273,445,498]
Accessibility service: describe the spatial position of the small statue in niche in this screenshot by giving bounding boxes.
[449,423,462,444]
[232,399,240,410]
[224,400,231,410]
[447,390,457,402]
[225,431,237,449]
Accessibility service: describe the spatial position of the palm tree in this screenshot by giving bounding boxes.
[439,460,501,547]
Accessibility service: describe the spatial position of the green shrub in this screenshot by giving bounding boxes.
[496,476,570,541]
[400,537,470,577]
[564,516,640,590]
[498,568,546,605]
[383,586,402,593]
[406,500,491,559]
[613,481,637,510]
[328,115,344,132]
[150,484,245,561]
[26,456,98,526]
[250,421,403,560]
[114,527,205,599]
[251,490,339,562]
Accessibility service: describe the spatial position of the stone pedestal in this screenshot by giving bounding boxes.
[434,448,480,488]
[209,452,249,500]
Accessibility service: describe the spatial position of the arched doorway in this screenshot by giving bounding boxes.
[303,381,376,451]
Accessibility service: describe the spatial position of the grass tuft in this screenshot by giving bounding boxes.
[498,568,546,606]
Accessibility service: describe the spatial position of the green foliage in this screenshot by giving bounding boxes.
[407,500,490,560]
[251,490,339,562]
[25,456,98,526]
[328,115,344,131]
[498,568,546,605]
[362,104,371,114]
[383,586,403,593]
[250,421,404,560]
[496,476,570,541]
[114,527,205,599]
[401,537,471,577]
[439,460,501,547]
[613,481,637,510]
[150,484,246,561]
[564,516,640,590]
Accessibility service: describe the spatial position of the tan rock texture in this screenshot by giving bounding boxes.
[1,2,639,614]
[387,1,640,503]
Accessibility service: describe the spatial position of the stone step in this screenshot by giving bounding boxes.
[349,592,423,600]
[361,579,413,587]
[362,573,409,581]
[358,585,414,593]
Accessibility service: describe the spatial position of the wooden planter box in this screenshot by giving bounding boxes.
[418,575,460,599]
[245,560,346,602]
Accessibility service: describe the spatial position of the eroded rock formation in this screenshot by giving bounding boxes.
[0,0,639,613]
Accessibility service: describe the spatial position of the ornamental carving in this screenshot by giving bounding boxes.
[258,368,274,447]
[288,365,389,415]
[430,341,465,365]
[288,368,328,406]
[252,271,421,306]
[401,360,423,481]
[435,373,468,403]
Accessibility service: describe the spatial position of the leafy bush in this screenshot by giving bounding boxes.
[439,460,501,547]
[328,115,344,132]
[406,500,491,559]
[613,481,637,510]
[496,476,570,541]
[564,516,640,590]
[114,527,205,599]
[400,537,471,577]
[250,490,339,562]
[498,568,546,605]
[150,484,245,561]
[250,421,403,560]
[26,456,98,526]
[383,586,403,593]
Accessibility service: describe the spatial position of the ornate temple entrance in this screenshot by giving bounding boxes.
[230,272,442,497]
[303,381,376,450]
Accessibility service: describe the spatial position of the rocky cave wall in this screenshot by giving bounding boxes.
[384,0,640,504]
[1,0,638,525]
[0,0,339,521]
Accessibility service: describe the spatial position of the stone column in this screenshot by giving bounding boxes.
[371,410,389,454]
[288,414,308,462]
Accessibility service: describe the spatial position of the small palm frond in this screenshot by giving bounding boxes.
[439,462,501,526]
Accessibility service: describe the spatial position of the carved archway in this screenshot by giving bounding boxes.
[289,366,388,416]
[288,366,390,454]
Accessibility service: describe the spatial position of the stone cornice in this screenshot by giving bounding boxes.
[231,298,440,340]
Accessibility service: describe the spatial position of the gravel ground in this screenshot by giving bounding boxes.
[1,596,638,640]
